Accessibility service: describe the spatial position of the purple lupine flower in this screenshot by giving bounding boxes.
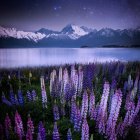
[127,74,133,91]
[37,132,42,140]
[63,68,69,94]
[53,122,60,140]
[67,128,72,140]
[38,121,46,140]
[133,75,139,96]
[106,89,122,139]
[26,129,33,140]
[10,90,15,105]
[78,65,83,97]
[53,103,60,121]
[89,91,95,119]
[5,113,12,139]
[97,81,110,134]
[15,111,24,140]
[64,83,71,101]
[118,101,135,137]
[70,97,77,123]
[41,89,47,108]
[27,91,32,102]
[2,93,12,106]
[32,90,37,101]
[83,65,94,91]
[81,119,89,140]
[108,79,116,112]
[93,103,100,120]
[58,67,63,97]
[71,65,76,83]
[81,90,88,119]
[74,106,82,132]
[70,65,78,98]
[27,114,34,134]
[18,90,24,106]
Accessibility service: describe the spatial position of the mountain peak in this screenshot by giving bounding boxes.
[61,24,89,39]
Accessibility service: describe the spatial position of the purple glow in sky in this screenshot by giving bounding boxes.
[0,0,140,31]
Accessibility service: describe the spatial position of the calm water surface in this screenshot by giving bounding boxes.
[0,48,140,68]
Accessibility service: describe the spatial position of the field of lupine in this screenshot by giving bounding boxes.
[0,61,140,140]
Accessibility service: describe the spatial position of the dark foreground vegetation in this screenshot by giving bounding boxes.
[0,61,140,140]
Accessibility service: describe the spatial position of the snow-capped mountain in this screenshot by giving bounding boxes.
[37,24,92,39]
[60,24,90,39]
[0,26,46,42]
[0,24,140,47]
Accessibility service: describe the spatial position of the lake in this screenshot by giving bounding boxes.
[0,48,140,68]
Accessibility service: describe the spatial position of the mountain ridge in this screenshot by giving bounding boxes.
[0,24,140,47]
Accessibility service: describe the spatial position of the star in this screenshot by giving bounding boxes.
[83,7,87,10]
[53,6,62,11]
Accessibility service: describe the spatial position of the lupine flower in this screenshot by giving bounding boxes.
[2,93,12,106]
[18,90,24,106]
[59,67,63,82]
[63,68,69,94]
[74,106,82,132]
[108,79,116,112]
[38,121,46,140]
[83,65,94,90]
[70,97,77,123]
[41,76,46,91]
[133,75,139,96]
[41,89,47,108]
[81,90,88,119]
[81,119,89,140]
[128,74,133,91]
[106,89,122,139]
[10,90,15,105]
[27,114,34,134]
[64,83,71,101]
[5,113,12,139]
[53,122,60,140]
[118,101,135,137]
[37,132,42,140]
[27,91,32,102]
[89,91,95,119]
[53,103,60,121]
[72,71,78,99]
[26,129,33,140]
[67,128,72,140]
[71,65,76,83]
[32,90,37,101]
[93,103,100,120]
[50,70,57,94]
[78,66,83,97]
[97,82,110,134]
[15,111,24,140]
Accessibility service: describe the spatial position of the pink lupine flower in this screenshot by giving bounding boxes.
[15,111,24,140]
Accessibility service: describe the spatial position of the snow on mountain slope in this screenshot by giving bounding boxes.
[0,26,46,42]
[61,24,89,39]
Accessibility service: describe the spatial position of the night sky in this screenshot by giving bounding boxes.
[0,0,140,31]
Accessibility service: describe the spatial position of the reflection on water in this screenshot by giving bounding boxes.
[0,48,140,68]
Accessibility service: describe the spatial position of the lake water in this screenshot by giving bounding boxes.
[0,48,140,68]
